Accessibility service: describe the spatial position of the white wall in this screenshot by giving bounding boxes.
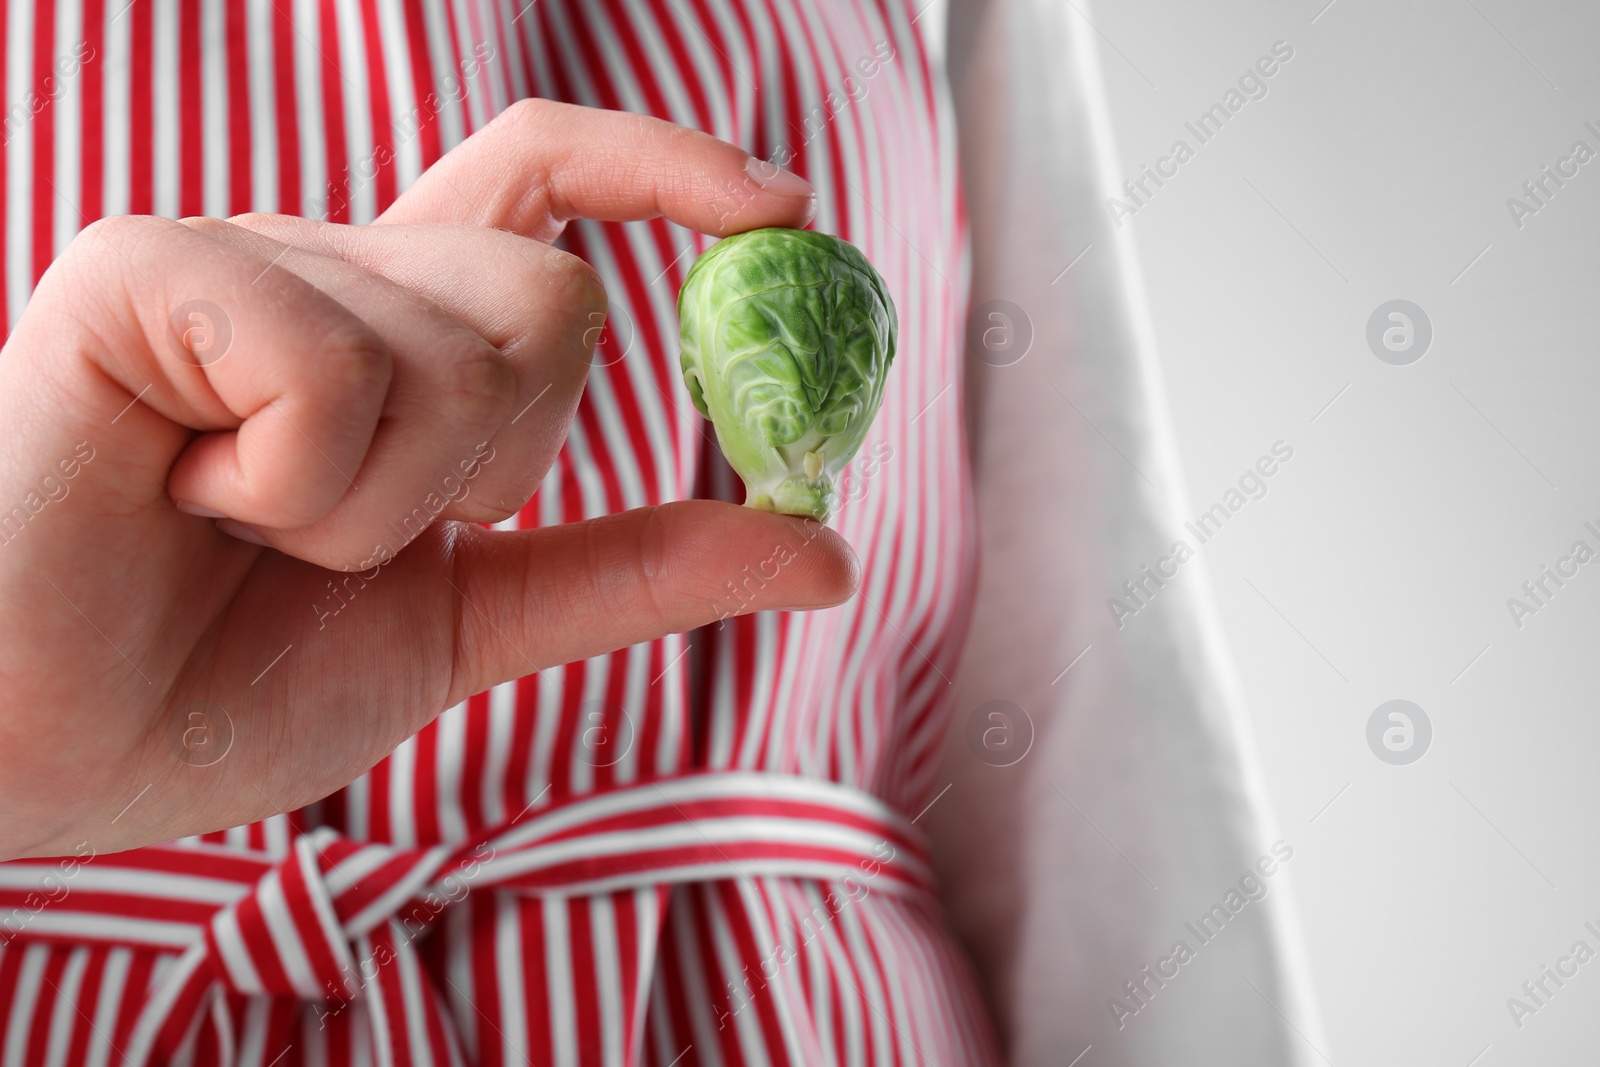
[1094,1,1600,1063]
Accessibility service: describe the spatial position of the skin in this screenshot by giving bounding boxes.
[0,100,858,860]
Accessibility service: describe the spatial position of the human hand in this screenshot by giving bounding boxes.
[0,100,854,859]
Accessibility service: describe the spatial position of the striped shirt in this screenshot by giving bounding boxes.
[0,1,999,1064]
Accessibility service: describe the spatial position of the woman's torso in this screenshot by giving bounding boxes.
[0,2,994,1063]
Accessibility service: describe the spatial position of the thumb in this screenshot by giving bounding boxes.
[442,501,859,703]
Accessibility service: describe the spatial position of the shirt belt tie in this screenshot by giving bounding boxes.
[0,770,935,1066]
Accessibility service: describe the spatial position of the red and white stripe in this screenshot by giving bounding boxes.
[4,773,943,1064]
[0,1,995,1063]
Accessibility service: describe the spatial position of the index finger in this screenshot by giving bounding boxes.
[376,99,817,240]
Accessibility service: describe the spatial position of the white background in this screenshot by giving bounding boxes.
[1093,1,1600,1063]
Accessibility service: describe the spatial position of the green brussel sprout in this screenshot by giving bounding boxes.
[676,227,897,522]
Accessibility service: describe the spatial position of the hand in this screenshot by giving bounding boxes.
[0,100,855,859]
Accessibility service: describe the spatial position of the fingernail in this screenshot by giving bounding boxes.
[745,156,815,199]
[174,500,225,518]
[216,518,270,547]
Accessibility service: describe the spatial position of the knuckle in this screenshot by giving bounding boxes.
[656,117,700,151]
[318,323,394,400]
[78,213,173,246]
[226,211,278,232]
[546,247,608,317]
[177,215,234,239]
[495,96,558,136]
[521,246,609,365]
[38,216,183,334]
[627,107,686,143]
[630,508,673,625]
[569,257,609,313]
[580,511,671,628]
[636,506,672,587]
[59,215,174,275]
[226,211,315,244]
[440,334,518,415]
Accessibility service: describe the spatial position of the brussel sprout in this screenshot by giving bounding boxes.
[677,227,897,522]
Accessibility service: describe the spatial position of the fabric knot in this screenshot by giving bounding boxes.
[3,771,935,1066]
[204,828,455,1000]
